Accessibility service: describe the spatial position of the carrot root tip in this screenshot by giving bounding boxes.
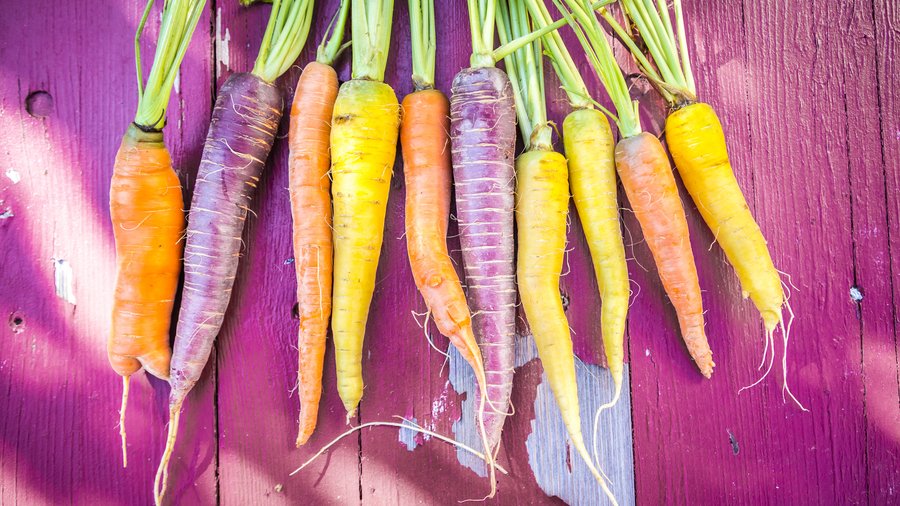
[119,375,130,469]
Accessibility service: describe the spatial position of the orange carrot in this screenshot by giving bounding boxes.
[109,126,183,385]
[288,61,339,447]
[615,133,714,377]
[402,88,489,393]
[108,0,203,468]
[287,0,348,447]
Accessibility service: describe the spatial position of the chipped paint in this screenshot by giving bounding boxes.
[397,417,421,451]
[5,168,20,184]
[215,8,231,72]
[525,359,636,506]
[447,332,555,477]
[0,207,12,219]
[53,258,76,305]
[447,345,486,476]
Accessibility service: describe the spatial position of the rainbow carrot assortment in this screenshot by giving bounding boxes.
[100,1,804,500]
[108,0,205,469]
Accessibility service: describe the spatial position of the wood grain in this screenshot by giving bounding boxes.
[0,0,897,505]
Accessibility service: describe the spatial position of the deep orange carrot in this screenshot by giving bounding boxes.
[288,60,339,447]
[615,132,714,377]
[402,88,487,389]
[109,126,184,385]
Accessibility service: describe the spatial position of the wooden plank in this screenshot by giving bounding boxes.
[0,0,215,504]
[212,1,361,504]
[867,0,900,501]
[628,0,876,502]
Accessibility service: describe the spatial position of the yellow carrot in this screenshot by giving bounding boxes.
[563,108,629,395]
[666,103,783,330]
[330,0,400,418]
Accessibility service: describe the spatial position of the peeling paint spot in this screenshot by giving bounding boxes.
[273,483,283,493]
[727,429,740,455]
[850,286,863,303]
[0,207,12,220]
[645,348,651,357]
[53,258,76,305]
[216,8,231,72]
[447,345,486,476]
[173,72,181,95]
[525,359,636,505]
[5,169,20,184]
[284,257,294,265]
[514,333,539,367]
[397,417,421,451]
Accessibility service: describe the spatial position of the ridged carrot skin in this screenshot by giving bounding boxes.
[288,61,338,446]
[171,73,283,404]
[665,102,784,331]
[109,124,184,381]
[615,132,714,378]
[402,88,487,381]
[516,149,582,438]
[330,79,400,417]
[563,109,629,389]
[450,66,517,451]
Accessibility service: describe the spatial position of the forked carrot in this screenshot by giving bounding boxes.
[402,0,495,495]
[108,0,205,468]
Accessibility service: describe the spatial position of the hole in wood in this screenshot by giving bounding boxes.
[8,312,25,334]
[25,90,53,118]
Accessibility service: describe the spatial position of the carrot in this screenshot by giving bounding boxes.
[605,1,803,405]
[497,1,617,503]
[330,0,401,419]
[108,0,205,468]
[527,0,629,417]
[450,0,562,455]
[154,1,314,503]
[562,0,714,378]
[288,0,349,448]
[402,0,495,495]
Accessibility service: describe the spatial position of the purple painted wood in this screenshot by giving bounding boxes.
[1,0,898,505]
[0,0,215,504]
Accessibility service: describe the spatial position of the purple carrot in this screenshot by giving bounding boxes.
[170,72,281,404]
[450,65,517,452]
[154,71,282,505]
[153,1,315,503]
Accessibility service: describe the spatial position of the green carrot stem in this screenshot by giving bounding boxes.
[524,0,592,110]
[133,0,206,130]
[617,0,696,102]
[316,0,351,66]
[251,0,315,82]
[498,0,551,150]
[409,0,436,88]
[557,0,640,137]
[349,0,395,81]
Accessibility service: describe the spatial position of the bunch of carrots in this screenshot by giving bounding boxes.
[106,0,801,503]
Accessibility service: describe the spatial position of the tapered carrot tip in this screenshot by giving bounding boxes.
[345,409,357,425]
[296,428,312,447]
[697,356,715,379]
